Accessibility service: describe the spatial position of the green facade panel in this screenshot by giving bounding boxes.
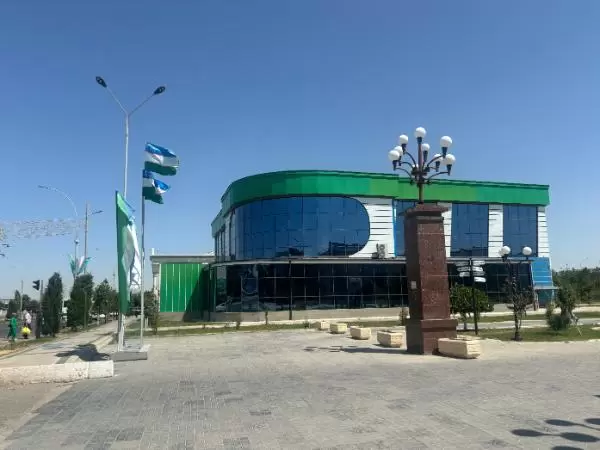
[212,170,550,235]
[159,262,207,314]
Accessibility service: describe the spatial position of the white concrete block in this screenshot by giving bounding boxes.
[349,327,371,340]
[377,330,404,348]
[438,336,482,359]
[330,323,348,334]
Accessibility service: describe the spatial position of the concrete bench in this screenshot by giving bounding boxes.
[438,336,482,359]
[316,321,330,331]
[377,330,404,348]
[349,326,371,340]
[330,323,348,334]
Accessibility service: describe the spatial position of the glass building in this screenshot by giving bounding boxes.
[151,170,555,319]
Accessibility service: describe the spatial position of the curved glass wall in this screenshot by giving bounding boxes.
[212,261,533,312]
[229,196,370,260]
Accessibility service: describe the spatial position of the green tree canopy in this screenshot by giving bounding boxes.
[93,279,112,323]
[67,273,94,330]
[43,272,64,336]
[450,284,491,330]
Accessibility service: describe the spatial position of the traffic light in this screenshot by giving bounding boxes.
[32,280,40,291]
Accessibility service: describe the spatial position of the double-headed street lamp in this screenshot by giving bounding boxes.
[499,245,533,341]
[95,76,166,199]
[38,185,79,261]
[388,127,457,203]
[38,185,103,277]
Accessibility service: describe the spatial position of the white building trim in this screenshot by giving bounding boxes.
[537,206,550,258]
[351,197,394,258]
[488,204,503,257]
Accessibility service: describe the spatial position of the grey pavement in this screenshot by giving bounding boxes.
[0,321,116,369]
[2,329,600,449]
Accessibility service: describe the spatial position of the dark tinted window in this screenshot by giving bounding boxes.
[503,205,538,257]
[229,196,370,260]
[209,260,532,313]
[393,200,416,256]
[451,203,489,257]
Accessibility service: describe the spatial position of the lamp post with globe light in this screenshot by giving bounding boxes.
[388,127,456,203]
[499,245,533,341]
[386,127,459,354]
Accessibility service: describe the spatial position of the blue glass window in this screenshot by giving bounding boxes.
[230,196,370,260]
[503,205,538,257]
[451,203,489,257]
[393,200,416,256]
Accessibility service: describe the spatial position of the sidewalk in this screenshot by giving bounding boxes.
[0,321,117,369]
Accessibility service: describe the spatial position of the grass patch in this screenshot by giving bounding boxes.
[462,311,600,324]
[465,325,600,342]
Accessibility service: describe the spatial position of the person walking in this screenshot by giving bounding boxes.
[7,313,17,344]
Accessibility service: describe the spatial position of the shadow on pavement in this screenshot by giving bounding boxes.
[511,406,600,450]
[55,344,110,363]
[304,344,411,355]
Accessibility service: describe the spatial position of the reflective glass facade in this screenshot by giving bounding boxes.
[451,203,489,257]
[211,261,532,312]
[393,200,416,256]
[227,196,370,261]
[503,205,538,257]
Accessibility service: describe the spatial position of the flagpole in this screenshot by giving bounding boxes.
[140,192,146,347]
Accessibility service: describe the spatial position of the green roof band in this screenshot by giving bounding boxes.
[212,170,550,235]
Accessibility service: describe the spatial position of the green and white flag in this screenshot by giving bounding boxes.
[144,142,179,176]
[115,192,142,313]
[142,170,170,204]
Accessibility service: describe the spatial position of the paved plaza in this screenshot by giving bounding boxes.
[2,329,600,449]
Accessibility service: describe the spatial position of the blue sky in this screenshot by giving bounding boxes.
[1,0,599,297]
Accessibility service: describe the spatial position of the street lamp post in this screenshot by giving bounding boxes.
[95,76,166,199]
[387,127,458,354]
[96,76,165,352]
[499,245,533,341]
[388,127,456,203]
[38,185,80,265]
[83,203,103,274]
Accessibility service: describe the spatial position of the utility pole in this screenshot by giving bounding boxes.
[84,202,89,271]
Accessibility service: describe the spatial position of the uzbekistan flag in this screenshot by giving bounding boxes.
[142,170,170,204]
[144,142,179,176]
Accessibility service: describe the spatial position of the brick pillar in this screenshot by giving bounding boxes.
[404,203,457,354]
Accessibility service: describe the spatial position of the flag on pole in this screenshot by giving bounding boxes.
[142,170,170,204]
[144,142,179,176]
[115,192,142,313]
[69,255,91,278]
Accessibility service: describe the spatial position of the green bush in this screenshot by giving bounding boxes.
[545,299,572,332]
[450,284,491,330]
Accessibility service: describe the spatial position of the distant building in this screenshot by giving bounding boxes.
[152,170,555,320]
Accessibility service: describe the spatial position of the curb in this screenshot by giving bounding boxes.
[0,360,114,385]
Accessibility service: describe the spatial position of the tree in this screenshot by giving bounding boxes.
[503,278,535,340]
[450,284,491,331]
[21,294,37,312]
[43,273,64,336]
[93,280,112,323]
[67,274,94,330]
[14,290,22,312]
[144,290,160,335]
[6,299,18,318]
